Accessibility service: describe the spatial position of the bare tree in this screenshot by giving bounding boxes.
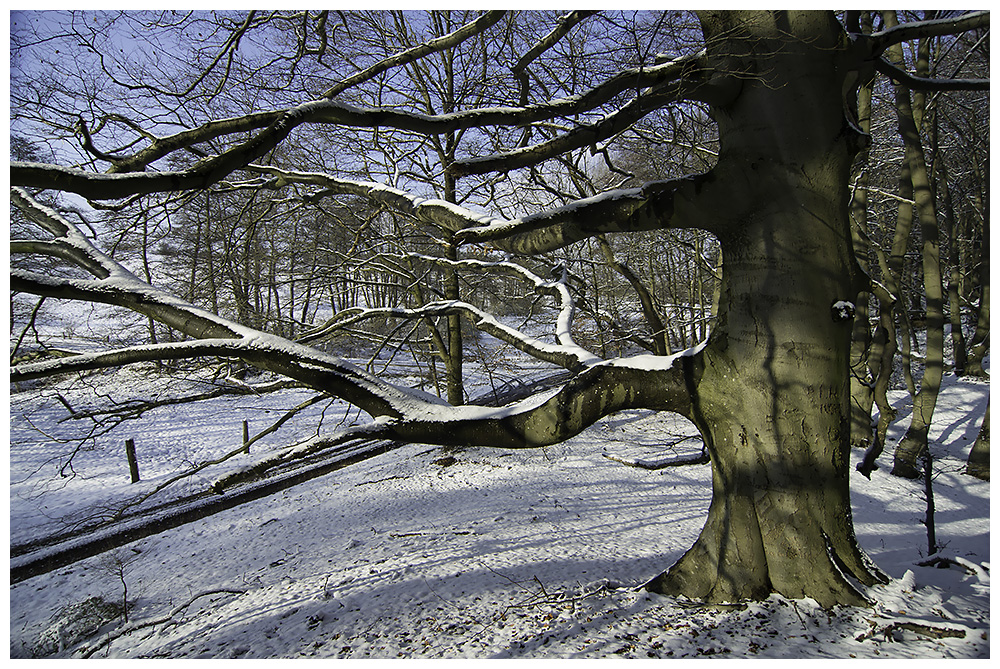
[845,11,989,478]
[10,10,989,607]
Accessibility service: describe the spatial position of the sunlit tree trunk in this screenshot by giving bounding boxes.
[938,162,967,376]
[645,11,886,607]
[890,17,948,480]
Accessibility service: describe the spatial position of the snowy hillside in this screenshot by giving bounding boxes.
[8,357,990,658]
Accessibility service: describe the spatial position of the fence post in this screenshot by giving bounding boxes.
[242,420,250,454]
[125,438,140,483]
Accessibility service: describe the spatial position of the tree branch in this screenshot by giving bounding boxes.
[449,55,733,177]
[869,11,989,54]
[260,161,722,258]
[454,173,719,254]
[513,11,599,105]
[300,253,601,372]
[11,185,706,456]
[380,348,703,449]
[27,47,705,183]
[322,10,507,99]
[9,189,440,419]
[79,589,246,658]
[249,165,718,256]
[10,339,255,382]
[106,111,283,174]
[874,57,989,91]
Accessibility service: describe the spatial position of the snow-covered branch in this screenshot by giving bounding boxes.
[300,251,602,372]
[454,174,719,253]
[409,253,600,367]
[254,166,719,255]
[11,339,257,383]
[9,189,436,419]
[380,347,703,449]
[10,187,705,463]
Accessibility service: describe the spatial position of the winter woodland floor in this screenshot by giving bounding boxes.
[7,358,991,659]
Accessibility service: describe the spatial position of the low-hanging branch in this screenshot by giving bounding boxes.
[10,188,705,459]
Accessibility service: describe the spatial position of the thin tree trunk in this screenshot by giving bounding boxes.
[890,20,948,479]
[964,164,989,377]
[965,401,989,480]
[939,162,967,376]
[849,17,876,448]
[596,235,670,356]
[892,162,919,398]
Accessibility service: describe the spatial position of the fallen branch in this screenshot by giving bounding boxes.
[10,436,402,584]
[856,619,967,643]
[916,555,990,580]
[78,589,245,657]
[602,438,708,470]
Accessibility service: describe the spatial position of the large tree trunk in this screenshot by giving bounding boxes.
[645,11,886,607]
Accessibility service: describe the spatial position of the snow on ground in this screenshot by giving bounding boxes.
[7,359,991,658]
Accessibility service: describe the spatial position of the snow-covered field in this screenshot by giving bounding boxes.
[7,349,991,658]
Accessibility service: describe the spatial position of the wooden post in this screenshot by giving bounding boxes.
[125,438,140,483]
[242,420,250,454]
